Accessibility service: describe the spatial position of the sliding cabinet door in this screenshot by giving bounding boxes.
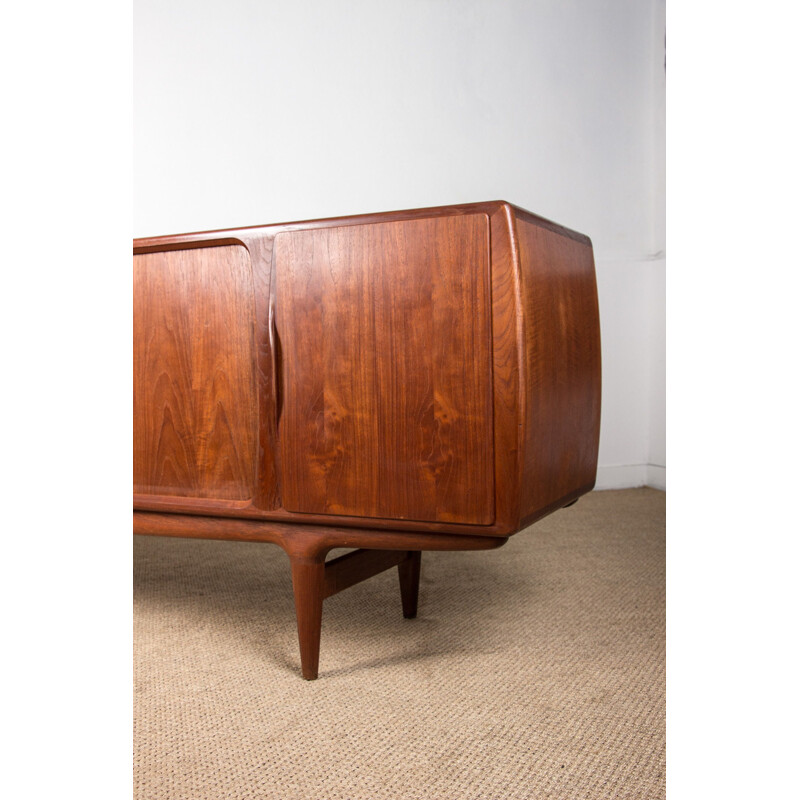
[133,244,259,505]
[275,214,494,525]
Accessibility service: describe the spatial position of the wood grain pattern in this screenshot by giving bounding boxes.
[132,201,600,537]
[515,214,601,523]
[275,215,494,525]
[133,245,258,500]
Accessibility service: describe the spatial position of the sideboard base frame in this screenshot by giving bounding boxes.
[134,512,507,679]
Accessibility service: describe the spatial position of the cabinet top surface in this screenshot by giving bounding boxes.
[133,200,591,249]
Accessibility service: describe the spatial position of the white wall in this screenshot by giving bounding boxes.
[134,0,666,490]
[593,0,665,491]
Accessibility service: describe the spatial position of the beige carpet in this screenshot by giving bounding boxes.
[134,488,665,799]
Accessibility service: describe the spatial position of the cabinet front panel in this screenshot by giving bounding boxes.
[275,214,494,524]
[133,245,259,501]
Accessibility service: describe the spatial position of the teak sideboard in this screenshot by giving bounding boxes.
[133,200,601,679]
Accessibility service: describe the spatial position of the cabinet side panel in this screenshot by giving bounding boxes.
[133,245,259,501]
[275,215,494,525]
[517,219,601,521]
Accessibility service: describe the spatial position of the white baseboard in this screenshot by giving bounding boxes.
[595,464,666,491]
[645,464,666,491]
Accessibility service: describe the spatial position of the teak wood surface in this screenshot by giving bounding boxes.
[133,200,601,678]
[133,245,259,502]
[275,214,494,525]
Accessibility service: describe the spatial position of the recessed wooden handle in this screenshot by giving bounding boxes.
[268,297,282,430]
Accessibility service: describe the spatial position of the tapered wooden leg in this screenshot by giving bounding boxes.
[290,557,326,680]
[288,548,423,679]
[398,551,421,619]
